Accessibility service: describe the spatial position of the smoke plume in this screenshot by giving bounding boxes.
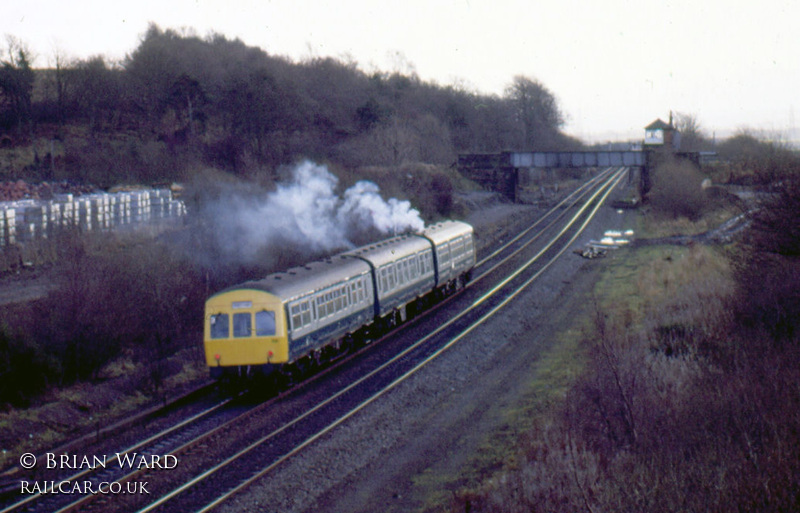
[197,161,425,267]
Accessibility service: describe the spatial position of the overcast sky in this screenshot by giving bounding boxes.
[3,0,798,143]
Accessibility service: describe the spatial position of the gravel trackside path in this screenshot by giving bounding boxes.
[219,181,638,513]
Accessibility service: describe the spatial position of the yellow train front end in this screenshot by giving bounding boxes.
[204,288,289,379]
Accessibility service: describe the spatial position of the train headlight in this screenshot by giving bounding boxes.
[214,353,221,366]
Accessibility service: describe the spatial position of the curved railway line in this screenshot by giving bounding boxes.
[0,167,627,513]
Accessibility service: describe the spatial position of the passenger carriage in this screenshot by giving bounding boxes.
[204,256,374,378]
[204,220,476,380]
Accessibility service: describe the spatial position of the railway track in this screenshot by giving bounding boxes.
[0,167,626,513]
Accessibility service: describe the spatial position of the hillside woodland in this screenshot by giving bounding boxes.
[0,24,578,187]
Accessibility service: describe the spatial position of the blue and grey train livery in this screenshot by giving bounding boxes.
[204,220,475,378]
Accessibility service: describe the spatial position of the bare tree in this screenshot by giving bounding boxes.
[673,111,706,151]
[51,47,73,126]
[504,75,564,149]
[0,36,35,132]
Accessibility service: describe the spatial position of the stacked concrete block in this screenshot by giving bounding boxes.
[169,198,186,218]
[0,207,14,246]
[88,194,111,230]
[11,201,40,242]
[0,188,184,247]
[114,192,131,226]
[5,207,15,245]
[76,197,93,232]
[130,191,151,223]
[44,202,61,238]
[55,195,76,228]
[151,189,171,218]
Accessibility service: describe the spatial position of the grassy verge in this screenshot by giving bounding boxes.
[437,222,737,512]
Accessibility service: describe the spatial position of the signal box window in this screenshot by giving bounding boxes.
[233,313,251,338]
[210,314,229,339]
[256,310,276,336]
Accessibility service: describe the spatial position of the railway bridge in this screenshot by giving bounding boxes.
[457,150,646,202]
[457,116,710,202]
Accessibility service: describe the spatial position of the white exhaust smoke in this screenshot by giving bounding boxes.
[201,161,425,265]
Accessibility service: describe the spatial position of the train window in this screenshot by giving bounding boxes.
[209,314,229,339]
[322,292,334,317]
[380,268,388,292]
[301,302,311,325]
[440,244,450,263]
[256,310,276,336]
[453,238,463,256]
[334,289,343,311]
[233,313,251,338]
[357,280,365,302]
[291,304,302,329]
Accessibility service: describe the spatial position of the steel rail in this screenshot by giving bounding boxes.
[135,167,627,513]
[2,168,620,513]
[0,397,237,513]
[472,167,621,283]
[475,166,618,267]
[193,168,628,513]
[24,172,603,512]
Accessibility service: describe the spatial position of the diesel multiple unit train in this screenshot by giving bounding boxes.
[204,220,475,380]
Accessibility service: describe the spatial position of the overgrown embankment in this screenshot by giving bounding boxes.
[451,162,800,512]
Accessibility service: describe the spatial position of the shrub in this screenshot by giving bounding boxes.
[0,328,60,407]
[648,159,708,221]
[3,230,206,401]
[735,177,800,339]
[455,235,800,512]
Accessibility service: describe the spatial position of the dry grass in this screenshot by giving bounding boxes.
[450,234,800,512]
